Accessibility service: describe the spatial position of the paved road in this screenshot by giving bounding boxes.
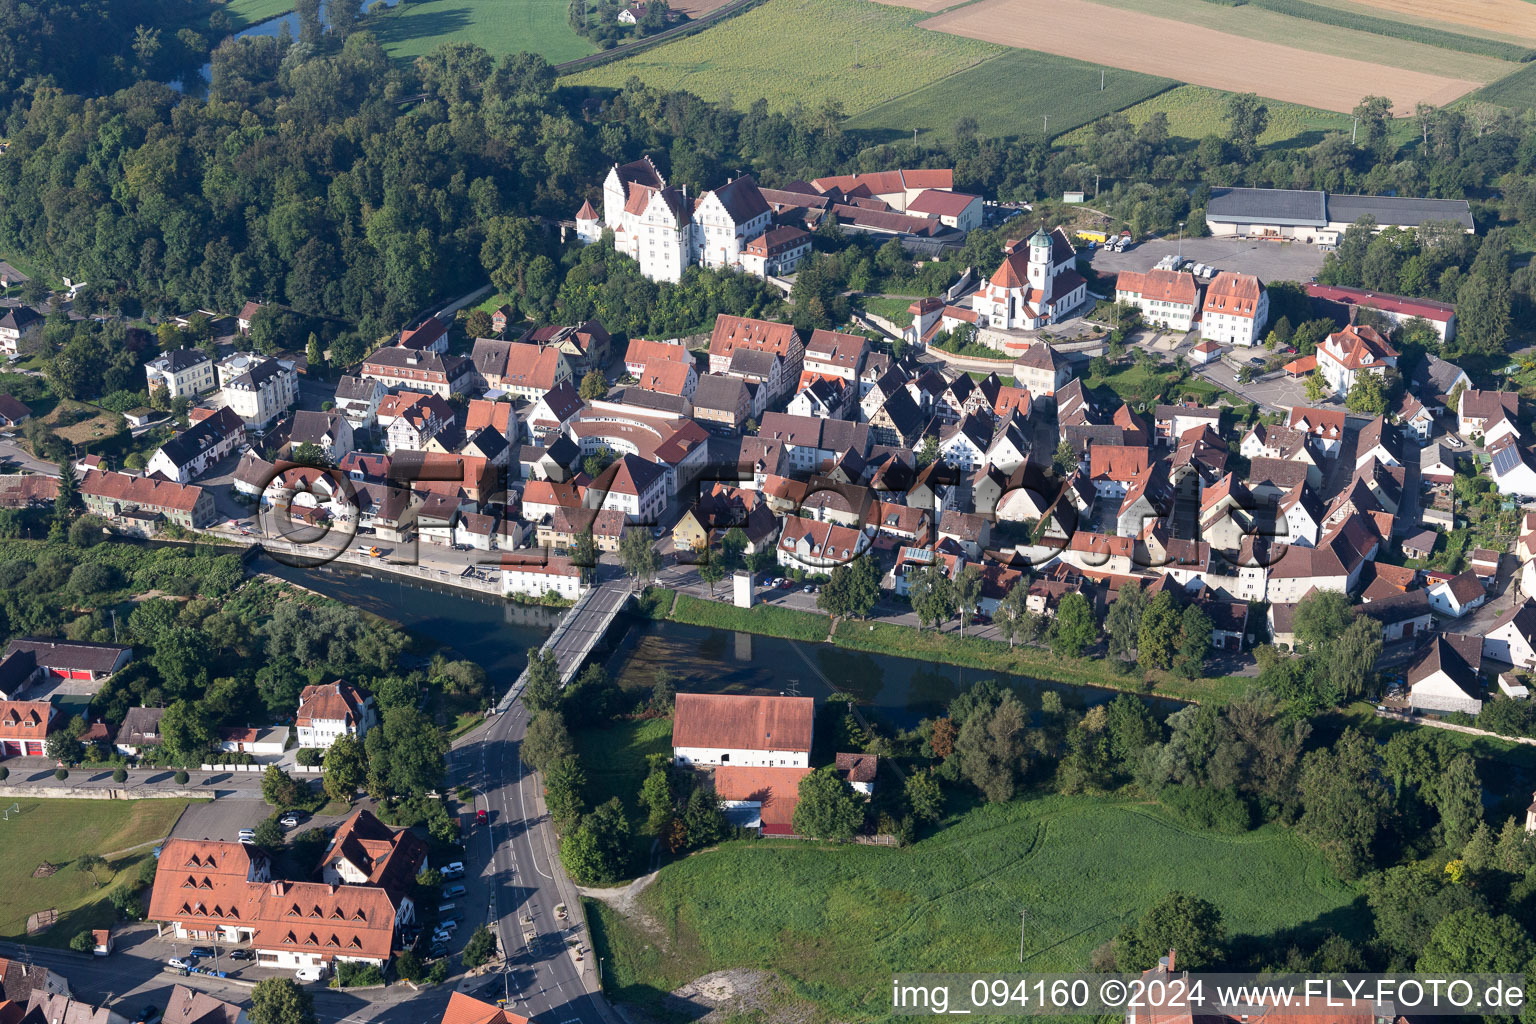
[449,705,615,1024]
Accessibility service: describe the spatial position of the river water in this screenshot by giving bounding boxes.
[172,0,402,93]
[254,556,1184,730]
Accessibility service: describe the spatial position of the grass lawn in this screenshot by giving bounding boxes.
[591,792,1361,1019]
[45,401,127,447]
[831,620,1252,705]
[366,0,596,65]
[0,799,193,947]
[564,0,1000,116]
[222,0,295,30]
[667,593,831,642]
[859,295,920,328]
[848,49,1176,145]
[1060,84,1420,150]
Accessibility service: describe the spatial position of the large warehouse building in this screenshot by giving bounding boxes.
[1205,187,1473,245]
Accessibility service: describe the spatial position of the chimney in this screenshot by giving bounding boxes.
[1167,949,1175,972]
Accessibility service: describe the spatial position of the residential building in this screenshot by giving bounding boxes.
[585,453,667,523]
[288,410,354,460]
[381,393,454,454]
[691,374,752,433]
[334,376,387,434]
[438,992,530,1024]
[1200,272,1268,346]
[801,329,867,387]
[80,470,216,531]
[1459,388,1520,444]
[1316,324,1398,398]
[1485,601,1536,670]
[0,306,43,354]
[500,554,585,601]
[1115,269,1200,332]
[147,839,396,968]
[1407,633,1485,714]
[1492,440,1536,499]
[808,168,955,210]
[708,315,803,403]
[2,638,130,685]
[905,189,983,230]
[1012,342,1073,397]
[636,358,697,398]
[145,407,245,483]
[360,347,473,398]
[318,809,428,899]
[739,226,812,278]
[758,413,870,473]
[672,693,814,768]
[971,228,1088,331]
[519,320,613,373]
[145,349,215,400]
[1428,570,1486,618]
[162,985,248,1024]
[398,317,448,354]
[776,513,872,570]
[295,681,377,749]
[1286,406,1347,457]
[218,354,298,430]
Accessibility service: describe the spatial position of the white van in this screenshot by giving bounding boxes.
[294,965,327,983]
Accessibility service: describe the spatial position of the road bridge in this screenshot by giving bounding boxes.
[498,577,632,711]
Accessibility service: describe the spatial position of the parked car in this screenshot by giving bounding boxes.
[476,809,488,825]
[443,884,466,899]
[188,946,215,959]
[279,814,300,828]
[166,959,193,971]
[236,829,255,844]
[228,949,253,961]
[294,965,327,983]
[441,861,465,878]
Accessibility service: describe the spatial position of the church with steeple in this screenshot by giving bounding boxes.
[971,226,1088,331]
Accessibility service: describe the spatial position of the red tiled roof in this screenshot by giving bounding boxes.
[1202,271,1264,316]
[0,700,53,740]
[713,765,811,832]
[80,469,205,514]
[1116,269,1198,306]
[296,681,367,729]
[672,693,814,753]
[1304,284,1455,323]
[905,189,978,218]
[1089,444,1150,482]
[708,316,800,362]
[440,992,530,1024]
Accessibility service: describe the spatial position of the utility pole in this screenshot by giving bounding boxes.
[1043,114,1050,136]
[1019,909,1028,962]
[1352,116,1358,144]
[1101,69,1105,91]
[1095,173,1101,198]
[1177,221,1185,263]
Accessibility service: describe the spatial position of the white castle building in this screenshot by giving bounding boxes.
[575,156,773,283]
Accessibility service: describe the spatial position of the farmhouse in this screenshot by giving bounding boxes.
[1204,187,1474,244]
[713,765,811,835]
[672,692,814,768]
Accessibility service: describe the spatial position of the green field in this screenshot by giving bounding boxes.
[564,0,1000,115]
[589,793,1360,1019]
[366,0,597,64]
[222,0,295,30]
[1091,0,1518,78]
[1471,62,1536,111]
[666,592,832,642]
[849,49,1176,145]
[1061,84,1421,149]
[858,295,921,327]
[0,799,192,947]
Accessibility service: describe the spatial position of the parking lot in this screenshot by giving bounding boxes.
[1196,358,1315,413]
[1085,236,1328,284]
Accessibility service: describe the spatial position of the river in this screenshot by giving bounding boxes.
[254,556,1185,730]
[171,0,402,93]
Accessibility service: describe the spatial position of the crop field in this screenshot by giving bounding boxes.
[368,0,596,64]
[918,0,1482,114]
[1342,0,1536,42]
[1059,84,1420,149]
[0,799,191,947]
[848,49,1176,144]
[589,793,1361,1019]
[563,0,1001,115]
[1473,62,1536,112]
[222,0,294,30]
[1085,0,1517,81]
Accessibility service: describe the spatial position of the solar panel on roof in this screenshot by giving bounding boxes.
[1491,444,1523,477]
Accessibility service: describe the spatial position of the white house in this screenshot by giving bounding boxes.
[739,226,812,278]
[905,189,983,231]
[1491,441,1536,499]
[1459,389,1520,445]
[1200,272,1268,346]
[295,681,377,750]
[776,514,872,571]
[1316,324,1398,398]
[145,349,215,400]
[145,408,246,484]
[1485,601,1536,670]
[1407,634,1485,714]
[0,306,43,355]
[333,375,386,434]
[585,453,667,523]
[1428,570,1487,618]
[501,555,585,601]
[671,692,814,768]
[1115,269,1199,332]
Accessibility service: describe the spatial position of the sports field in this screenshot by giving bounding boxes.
[848,50,1176,143]
[588,793,1361,1019]
[917,0,1482,114]
[563,0,1001,114]
[0,799,191,947]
